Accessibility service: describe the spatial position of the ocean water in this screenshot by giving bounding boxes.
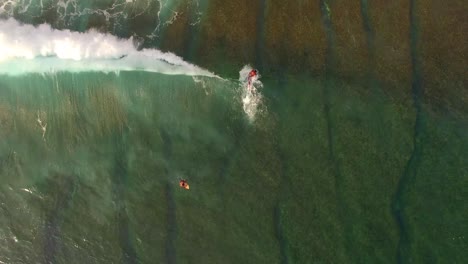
[1,69,466,263]
[0,70,260,263]
[0,1,467,263]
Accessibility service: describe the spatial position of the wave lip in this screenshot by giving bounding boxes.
[0,19,216,77]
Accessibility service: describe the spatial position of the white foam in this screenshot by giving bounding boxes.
[0,18,217,77]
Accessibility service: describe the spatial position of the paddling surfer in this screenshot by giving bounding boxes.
[179,179,190,190]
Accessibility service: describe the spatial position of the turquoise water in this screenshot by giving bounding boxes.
[0,71,466,263]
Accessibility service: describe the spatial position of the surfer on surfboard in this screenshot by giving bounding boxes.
[247,69,258,90]
[179,179,190,190]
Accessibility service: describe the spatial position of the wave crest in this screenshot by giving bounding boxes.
[0,19,216,77]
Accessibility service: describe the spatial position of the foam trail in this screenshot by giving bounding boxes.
[0,19,217,77]
[239,65,263,121]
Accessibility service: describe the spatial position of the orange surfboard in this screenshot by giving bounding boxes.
[179,180,190,190]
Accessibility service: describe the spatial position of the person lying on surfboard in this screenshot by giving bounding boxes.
[179,179,190,190]
[247,69,258,90]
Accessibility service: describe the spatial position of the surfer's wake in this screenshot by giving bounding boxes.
[239,65,263,122]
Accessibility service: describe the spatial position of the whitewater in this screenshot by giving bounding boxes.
[239,65,263,122]
[0,18,264,120]
[0,18,217,77]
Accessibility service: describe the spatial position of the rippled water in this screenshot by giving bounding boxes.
[0,71,466,263]
[0,0,467,263]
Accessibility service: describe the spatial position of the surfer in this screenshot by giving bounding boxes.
[247,69,258,90]
[179,179,190,190]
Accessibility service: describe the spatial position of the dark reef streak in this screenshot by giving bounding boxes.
[273,172,290,263]
[273,72,291,264]
[273,203,288,264]
[164,183,177,264]
[159,128,173,162]
[360,0,388,148]
[319,0,335,158]
[44,208,60,264]
[319,0,352,259]
[360,0,376,82]
[113,131,138,264]
[217,122,245,194]
[159,128,177,264]
[44,176,76,264]
[255,0,267,72]
[216,0,267,213]
[184,0,209,62]
[215,121,247,255]
[392,0,424,263]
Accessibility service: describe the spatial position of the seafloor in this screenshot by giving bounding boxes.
[0,0,467,263]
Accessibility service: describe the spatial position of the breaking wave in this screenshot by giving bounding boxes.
[0,18,216,77]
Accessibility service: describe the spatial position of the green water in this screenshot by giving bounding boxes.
[0,72,466,263]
